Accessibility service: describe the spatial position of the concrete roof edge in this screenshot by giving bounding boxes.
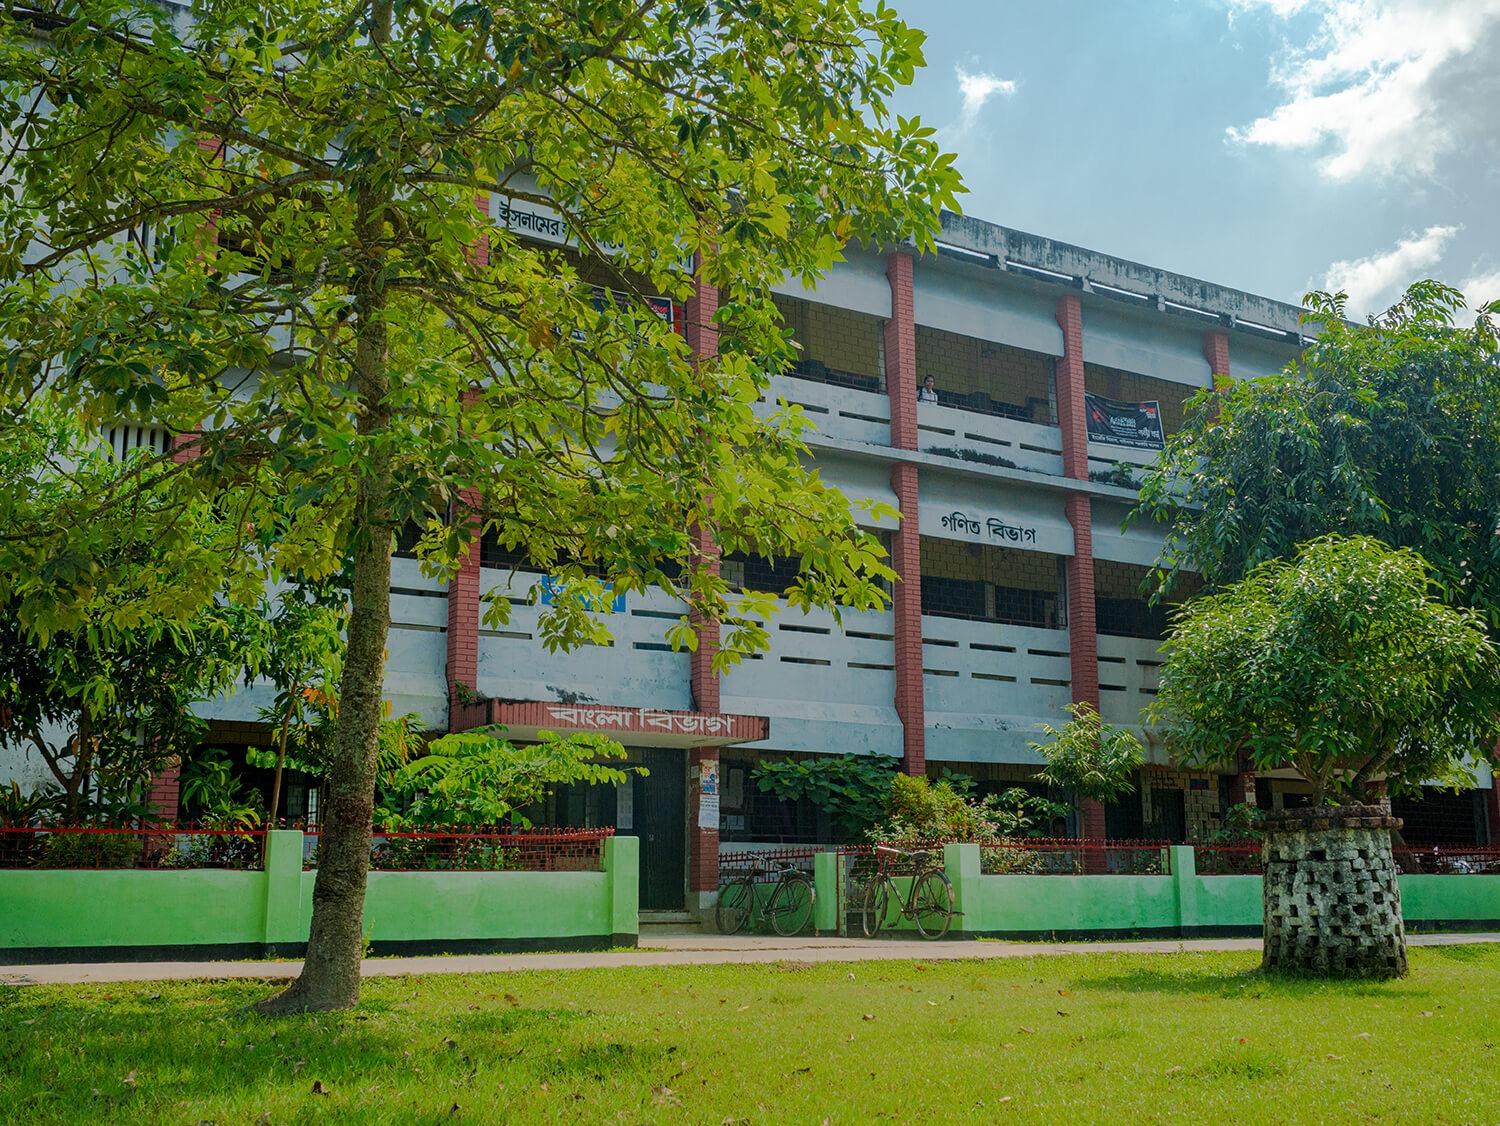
[934,211,1308,339]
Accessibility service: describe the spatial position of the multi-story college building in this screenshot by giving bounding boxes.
[6,203,1497,916]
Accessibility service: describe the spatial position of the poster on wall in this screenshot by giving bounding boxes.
[1084,392,1165,450]
[698,760,720,831]
[616,779,633,830]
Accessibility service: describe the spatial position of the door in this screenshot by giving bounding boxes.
[634,747,686,910]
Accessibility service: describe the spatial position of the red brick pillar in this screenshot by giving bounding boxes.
[686,260,722,894]
[446,192,493,731]
[688,746,721,897]
[885,251,924,775]
[885,251,918,452]
[891,462,925,776]
[154,433,202,816]
[1203,328,1231,391]
[1056,296,1105,843]
[446,487,481,732]
[1054,295,1089,481]
[146,761,181,823]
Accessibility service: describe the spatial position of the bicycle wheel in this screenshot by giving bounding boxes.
[715,877,754,935]
[912,870,954,940]
[861,875,890,938]
[768,875,815,936]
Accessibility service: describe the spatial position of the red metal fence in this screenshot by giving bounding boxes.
[1193,843,1263,875]
[303,826,614,873]
[978,838,1171,876]
[0,825,265,870]
[0,824,614,872]
[717,846,822,879]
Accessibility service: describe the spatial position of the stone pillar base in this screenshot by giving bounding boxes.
[1262,805,1407,978]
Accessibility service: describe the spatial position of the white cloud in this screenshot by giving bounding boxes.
[951,68,1016,137]
[1321,224,1459,316]
[1462,268,1500,307]
[1228,0,1500,179]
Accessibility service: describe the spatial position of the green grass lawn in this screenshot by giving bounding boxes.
[4,946,1500,1124]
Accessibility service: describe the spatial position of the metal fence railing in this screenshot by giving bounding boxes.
[979,838,1171,876]
[0,825,266,870]
[717,846,823,880]
[1192,843,1264,876]
[301,826,614,873]
[1392,845,1500,875]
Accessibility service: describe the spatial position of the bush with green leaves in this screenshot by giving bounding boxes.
[36,831,141,870]
[867,774,1067,849]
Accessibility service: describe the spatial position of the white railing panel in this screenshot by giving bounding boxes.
[721,606,897,709]
[920,616,1073,718]
[476,570,693,711]
[917,402,1064,476]
[1097,634,1165,728]
[758,375,891,447]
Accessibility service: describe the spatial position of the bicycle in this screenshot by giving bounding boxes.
[715,860,816,936]
[860,845,954,940]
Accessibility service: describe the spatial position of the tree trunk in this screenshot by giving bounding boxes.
[1261,804,1407,978]
[256,47,395,1010]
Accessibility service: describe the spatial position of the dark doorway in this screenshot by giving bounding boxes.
[634,747,686,910]
[1149,787,1187,843]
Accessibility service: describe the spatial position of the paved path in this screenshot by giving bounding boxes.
[4,930,1496,987]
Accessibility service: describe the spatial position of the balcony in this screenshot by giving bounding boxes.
[917,399,1064,476]
[758,371,891,447]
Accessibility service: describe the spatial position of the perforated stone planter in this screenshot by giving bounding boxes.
[1261,805,1407,978]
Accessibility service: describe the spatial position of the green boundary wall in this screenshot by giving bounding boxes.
[0,831,638,964]
[896,845,1500,939]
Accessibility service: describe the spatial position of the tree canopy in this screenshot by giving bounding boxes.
[1150,535,1500,807]
[1136,282,1500,623]
[0,0,963,1010]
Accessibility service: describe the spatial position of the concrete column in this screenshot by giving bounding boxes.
[885,250,918,451]
[890,461,925,776]
[944,842,981,936]
[813,851,839,934]
[604,834,641,946]
[262,829,306,954]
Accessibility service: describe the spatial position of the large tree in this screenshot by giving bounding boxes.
[0,0,961,1010]
[1151,535,1500,976]
[1136,282,1500,621]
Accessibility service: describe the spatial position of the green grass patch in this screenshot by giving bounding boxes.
[3,947,1500,1123]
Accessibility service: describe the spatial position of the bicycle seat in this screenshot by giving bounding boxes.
[908,850,931,864]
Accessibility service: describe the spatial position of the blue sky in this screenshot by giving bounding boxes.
[889,0,1500,319]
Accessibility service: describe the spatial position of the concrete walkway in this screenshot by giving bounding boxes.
[4,929,1496,987]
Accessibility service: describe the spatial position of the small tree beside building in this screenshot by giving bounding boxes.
[1152,535,1500,976]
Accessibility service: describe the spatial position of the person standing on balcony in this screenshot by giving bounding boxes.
[918,374,939,403]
